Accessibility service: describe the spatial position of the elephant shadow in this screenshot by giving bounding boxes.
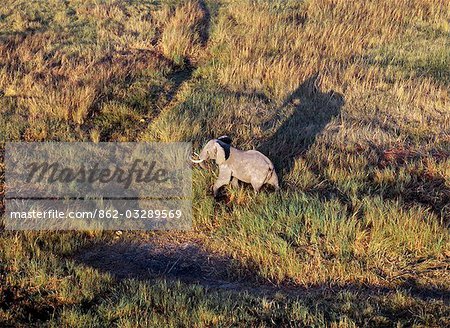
[259,73,345,182]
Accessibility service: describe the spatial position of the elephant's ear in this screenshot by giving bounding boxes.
[217,135,232,145]
[214,140,230,164]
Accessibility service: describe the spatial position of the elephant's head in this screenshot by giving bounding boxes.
[191,136,232,167]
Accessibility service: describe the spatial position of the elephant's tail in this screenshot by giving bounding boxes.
[265,166,279,190]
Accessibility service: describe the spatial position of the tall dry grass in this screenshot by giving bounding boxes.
[0,0,449,326]
[212,0,448,100]
[159,0,207,65]
[0,0,205,127]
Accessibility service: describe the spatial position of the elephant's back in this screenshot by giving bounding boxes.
[246,150,275,169]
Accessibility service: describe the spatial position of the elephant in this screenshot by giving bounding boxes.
[191,136,279,197]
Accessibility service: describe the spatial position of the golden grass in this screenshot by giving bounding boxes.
[212,0,449,100]
[0,0,449,326]
[160,0,207,65]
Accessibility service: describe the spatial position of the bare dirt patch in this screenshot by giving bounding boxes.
[73,233,255,291]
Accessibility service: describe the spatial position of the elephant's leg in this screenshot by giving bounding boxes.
[251,180,264,194]
[213,167,232,197]
[231,177,239,188]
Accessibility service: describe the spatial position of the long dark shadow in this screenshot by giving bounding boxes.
[259,73,344,182]
[72,239,450,304]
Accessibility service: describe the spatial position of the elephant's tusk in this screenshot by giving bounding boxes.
[190,157,204,163]
[191,151,204,163]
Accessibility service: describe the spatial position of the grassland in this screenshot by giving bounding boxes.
[0,0,449,326]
